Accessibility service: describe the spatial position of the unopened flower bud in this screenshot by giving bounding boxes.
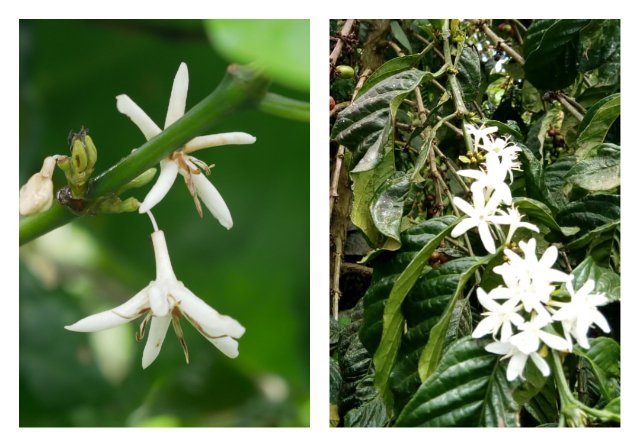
[19,156,57,216]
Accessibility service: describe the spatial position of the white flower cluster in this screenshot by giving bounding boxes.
[453,125,611,381]
[452,124,535,254]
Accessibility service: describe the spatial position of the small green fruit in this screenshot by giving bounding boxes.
[336,65,355,79]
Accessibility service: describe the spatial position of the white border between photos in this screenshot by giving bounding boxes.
[3,0,639,444]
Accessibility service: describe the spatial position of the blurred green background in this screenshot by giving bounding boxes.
[19,19,309,427]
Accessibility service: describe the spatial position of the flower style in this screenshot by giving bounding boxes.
[65,229,245,368]
[452,188,503,253]
[552,279,611,349]
[117,62,256,229]
[472,287,524,342]
[485,340,551,381]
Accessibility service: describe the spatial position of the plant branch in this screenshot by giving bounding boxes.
[330,19,356,71]
[557,94,585,121]
[259,92,309,122]
[19,64,270,246]
[479,21,525,66]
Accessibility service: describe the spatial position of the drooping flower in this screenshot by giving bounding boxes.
[452,188,503,253]
[552,279,611,349]
[65,229,245,368]
[472,286,525,342]
[485,340,551,381]
[19,156,57,216]
[116,62,256,229]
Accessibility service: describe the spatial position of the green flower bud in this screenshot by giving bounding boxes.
[117,168,158,194]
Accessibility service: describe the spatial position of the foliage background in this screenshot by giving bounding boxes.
[329,19,620,427]
[19,19,309,427]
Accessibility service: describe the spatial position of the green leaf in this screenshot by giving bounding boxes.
[556,194,619,236]
[579,20,620,72]
[350,149,395,247]
[359,55,424,97]
[390,20,412,54]
[570,256,620,302]
[565,145,619,192]
[344,391,388,427]
[521,81,544,113]
[395,337,520,427]
[523,19,590,90]
[543,156,575,209]
[574,337,620,402]
[370,173,411,244]
[204,20,309,92]
[519,145,557,211]
[390,257,480,411]
[418,253,497,382]
[330,357,342,404]
[484,119,524,141]
[525,105,564,157]
[372,217,459,405]
[456,46,482,108]
[512,197,579,236]
[575,93,620,158]
[523,378,559,425]
[332,69,433,172]
[565,220,619,251]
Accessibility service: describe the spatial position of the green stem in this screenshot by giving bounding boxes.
[259,92,310,122]
[550,350,620,426]
[19,64,270,246]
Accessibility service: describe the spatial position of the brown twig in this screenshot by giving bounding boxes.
[559,249,573,273]
[330,101,350,118]
[330,19,356,73]
[434,144,469,194]
[558,92,587,115]
[557,94,584,121]
[331,235,343,320]
[411,31,445,61]
[480,21,525,66]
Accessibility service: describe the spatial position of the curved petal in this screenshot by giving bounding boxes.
[190,173,233,229]
[172,284,245,339]
[478,222,496,254]
[452,197,476,217]
[485,341,511,355]
[530,352,550,377]
[142,315,172,369]
[591,310,611,333]
[451,218,477,238]
[472,315,499,339]
[538,330,570,352]
[165,63,188,128]
[184,132,257,154]
[150,231,177,282]
[539,245,559,269]
[510,331,539,354]
[65,288,149,332]
[507,353,527,381]
[209,336,240,358]
[456,169,483,180]
[116,95,162,140]
[138,159,179,214]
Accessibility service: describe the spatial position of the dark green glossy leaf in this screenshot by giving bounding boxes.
[574,337,620,402]
[330,357,342,404]
[512,197,579,236]
[525,105,564,157]
[371,217,459,404]
[370,173,411,243]
[576,93,620,158]
[571,256,620,302]
[484,119,523,141]
[556,194,619,236]
[418,254,496,381]
[390,257,479,411]
[519,145,557,211]
[579,20,620,72]
[395,337,520,427]
[359,55,424,97]
[344,388,388,427]
[523,378,558,425]
[456,46,481,108]
[332,69,433,172]
[543,156,575,209]
[350,150,395,247]
[565,220,619,251]
[523,19,590,90]
[565,145,619,192]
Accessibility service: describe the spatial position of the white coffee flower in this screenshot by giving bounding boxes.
[464,124,498,151]
[65,229,245,368]
[509,314,571,354]
[491,205,540,244]
[457,154,513,206]
[552,279,611,349]
[486,340,551,381]
[117,62,256,229]
[452,188,503,253]
[472,287,524,342]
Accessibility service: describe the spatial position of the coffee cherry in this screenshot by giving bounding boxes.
[336,65,355,79]
[330,96,336,111]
